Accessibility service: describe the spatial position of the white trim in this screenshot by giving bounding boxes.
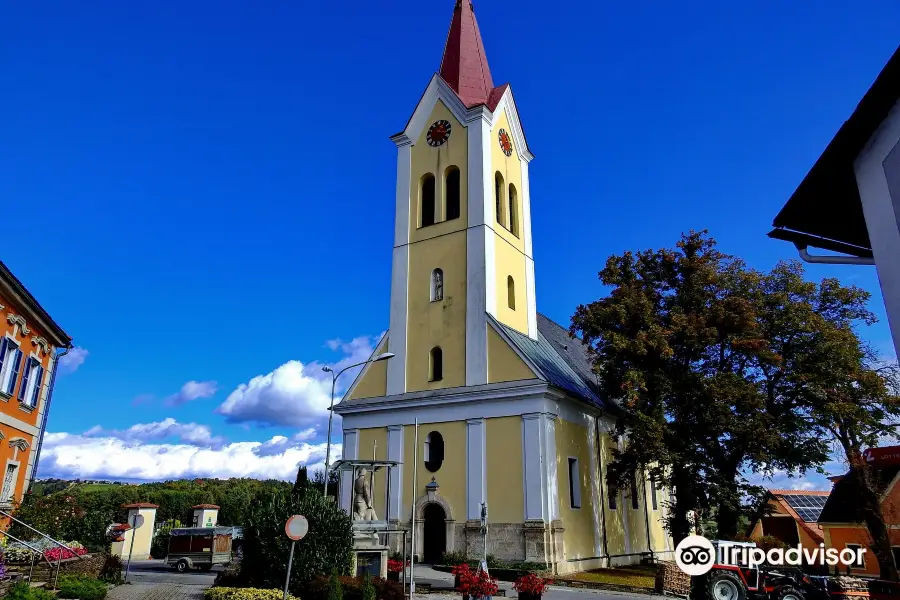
[387,246,409,395]
[0,411,38,437]
[544,414,560,521]
[587,418,603,556]
[525,257,537,340]
[0,459,20,504]
[339,429,360,514]
[466,418,486,520]
[485,230,496,318]
[387,425,404,522]
[492,87,534,163]
[466,233,488,386]
[855,99,900,355]
[394,142,412,248]
[522,413,545,521]
[519,157,534,258]
[394,76,471,148]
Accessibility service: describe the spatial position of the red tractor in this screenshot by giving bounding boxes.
[698,541,822,600]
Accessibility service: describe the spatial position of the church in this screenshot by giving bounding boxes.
[333,0,673,574]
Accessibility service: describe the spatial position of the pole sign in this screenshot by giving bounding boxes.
[285,515,308,540]
[132,514,145,529]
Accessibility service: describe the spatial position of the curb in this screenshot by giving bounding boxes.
[552,580,654,595]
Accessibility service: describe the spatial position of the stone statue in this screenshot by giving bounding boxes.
[353,468,378,521]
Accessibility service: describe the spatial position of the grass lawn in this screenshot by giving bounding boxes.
[561,565,656,589]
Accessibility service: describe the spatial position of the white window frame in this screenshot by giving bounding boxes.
[568,456,582,509]
[19,355,41,409]
[0,336,21,398]
[0,460,20,505]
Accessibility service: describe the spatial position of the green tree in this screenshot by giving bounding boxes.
[571,232,830,542]
[294,466,309,494]
[240,486,352,593]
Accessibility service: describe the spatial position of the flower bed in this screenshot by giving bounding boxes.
[205,588,300,600]
[514,573,552,599]
[3,539,87,563]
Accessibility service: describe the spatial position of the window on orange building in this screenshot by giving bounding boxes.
[19,358,43,407]
[1,463,18,503]
[0,339,22,397]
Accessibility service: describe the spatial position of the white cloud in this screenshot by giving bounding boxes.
[164,380,218,407]
[58,347,89,375]
[38,431,340,482]
[84,418,225,448]
[216,334,383,428]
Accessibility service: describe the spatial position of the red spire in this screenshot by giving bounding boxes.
[439,0,496,108]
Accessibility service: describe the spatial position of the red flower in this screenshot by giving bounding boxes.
[387,559,409,573]
[513,573,551,595]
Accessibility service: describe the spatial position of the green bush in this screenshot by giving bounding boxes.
[98,554,124,585]
[441,550,467,565]
[151,527,171,559]
[238,487,352,593]
[6,582,58,600]
[56,574,108,600]
[214,562,246,588]
[306,575,404,600]
[328,571,344,600]
[204,588,299,600]
[360,573,375,600]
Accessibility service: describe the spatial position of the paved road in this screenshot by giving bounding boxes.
[107,582,208,600]
[122,559,219,586]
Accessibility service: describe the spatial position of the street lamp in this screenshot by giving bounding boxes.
[321,351,394,499]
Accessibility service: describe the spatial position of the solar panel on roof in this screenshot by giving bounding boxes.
[781,494,828,522]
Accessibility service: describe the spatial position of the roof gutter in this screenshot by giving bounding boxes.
[28,344,71,493]
[794,243,875,266]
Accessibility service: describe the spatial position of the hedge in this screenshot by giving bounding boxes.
[204,588,300,600]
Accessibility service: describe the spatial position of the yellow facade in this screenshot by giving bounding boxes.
[409,101,469,242]
[490,110,525,253]
[486,416,524,523]
[347,337,389,400]
[405,230,468,392]
[599,431,626,556]
[555,418,598,560]
[357,428,389,519]
[402,420,467,521]
[493,232,529,334]
[487,327,536,383]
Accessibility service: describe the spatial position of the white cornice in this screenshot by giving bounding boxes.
[493,86,533,162]
[394,75,471,147]
[334,379,550,415]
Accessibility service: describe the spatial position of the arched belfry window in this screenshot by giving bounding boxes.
[508,183,519,237]
[424,431,444,472]
[431,268,444,302]
[430,347,443,382]
[507,276,516,310]
[421,173,436,227]
[494,172,505,227]
[445,166,460,221]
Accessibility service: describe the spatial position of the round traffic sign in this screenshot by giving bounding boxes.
[285,515,308,540]
[131,514,145,529]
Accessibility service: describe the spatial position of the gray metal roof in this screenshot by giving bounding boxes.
[494,314,606,410]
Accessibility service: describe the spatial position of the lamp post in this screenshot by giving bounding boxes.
[322,352,394,499]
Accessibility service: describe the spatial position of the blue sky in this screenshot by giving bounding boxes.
[3,1,899,486]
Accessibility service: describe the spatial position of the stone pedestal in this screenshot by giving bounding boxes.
[523,520,549,564]
[352,531,388,579]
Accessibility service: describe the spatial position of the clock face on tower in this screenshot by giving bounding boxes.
[498,128,513,157]
[427,120,452,147]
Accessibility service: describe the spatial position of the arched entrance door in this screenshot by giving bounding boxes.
[422,503,446,564]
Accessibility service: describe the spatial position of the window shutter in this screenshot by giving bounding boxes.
[6,350,21,395]
[18,359,31,402]
[30,365,43,406]
[0,339,7,372]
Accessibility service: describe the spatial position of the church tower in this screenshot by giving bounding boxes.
[385,0,536,395]
[335,0,673,574]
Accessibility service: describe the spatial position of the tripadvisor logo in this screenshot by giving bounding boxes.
[675,535,867,575]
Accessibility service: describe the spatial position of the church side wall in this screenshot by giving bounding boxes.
[599,430,627,557]
[555,418,598,562]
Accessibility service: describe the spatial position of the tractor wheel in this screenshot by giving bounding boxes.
[708,571,748,600]
[176,559,189,573]
[774,586,805,600]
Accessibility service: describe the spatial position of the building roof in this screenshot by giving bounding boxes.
[0,260,72,348]
[761,489,830,544]
[769,44,900,257]
[818,465,900,524]
[123,502,159,509]
[495,313,609,411]
[439,0,497,109]
[191,504,220,510]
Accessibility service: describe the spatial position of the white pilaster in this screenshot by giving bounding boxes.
[394,141,412,247]
[542,414,559,521]
[340,429,360,514]
[466,233,488,387]
[587,418,603,556]
[855,99,900,356]
[387,425,404,522]
[522,413,545,521]
[387,246,409,395]
[466,418,486,520]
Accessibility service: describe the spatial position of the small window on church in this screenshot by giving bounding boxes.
[494,172,505,227]
[609,485,618,510]
[430,347,443,382]
[421,173,436,227]
[508,183,519,237]
[507,276,515,310]
[631,474,640,510]
[445,166,460,221]
[424,431,444,472]
[431,269,444,302]
[568,457,582,509]
[650,473,658,511]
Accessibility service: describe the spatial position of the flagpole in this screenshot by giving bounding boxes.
[410,418,419,598]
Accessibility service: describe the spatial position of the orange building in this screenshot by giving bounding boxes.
[0,261,72,510]
[749,489,830,554]
[817,452,900,578]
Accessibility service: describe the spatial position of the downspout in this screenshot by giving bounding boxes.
[794,243,875,266]
[28,344,71,494]
[642,467,653,559]
[595,415,610,564]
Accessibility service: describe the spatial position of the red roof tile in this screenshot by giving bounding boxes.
[191,504,220,509]
[123,502,158,509]
[439,1,498,108]
[770,489,830,496]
